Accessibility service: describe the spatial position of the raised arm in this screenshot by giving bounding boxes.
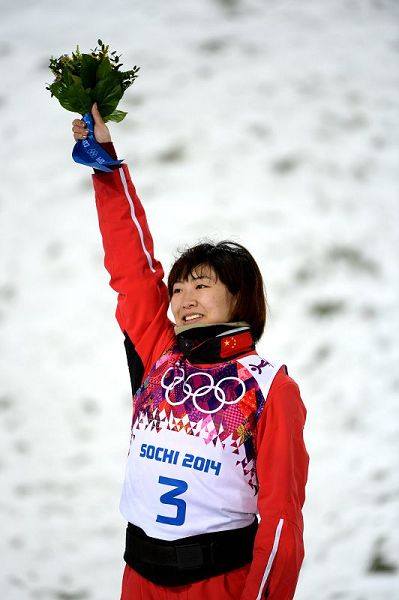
[72,106,175,384]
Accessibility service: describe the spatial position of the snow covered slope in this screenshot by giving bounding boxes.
[0,0,398,598]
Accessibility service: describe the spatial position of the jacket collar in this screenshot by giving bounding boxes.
[175,322,255,364]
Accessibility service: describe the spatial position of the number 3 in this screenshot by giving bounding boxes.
[156,476,188,526]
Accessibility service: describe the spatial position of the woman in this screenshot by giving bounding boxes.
[72,105,309,600]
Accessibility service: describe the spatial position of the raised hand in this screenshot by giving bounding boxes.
[71,103,112,143]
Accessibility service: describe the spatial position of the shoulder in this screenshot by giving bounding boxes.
[266,367,306,427]
[237,353,286,398]
[237,352,305,418]
[270,366,300,395]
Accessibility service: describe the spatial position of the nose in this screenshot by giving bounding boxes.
[180,288,198,309]
[182,296,197,309]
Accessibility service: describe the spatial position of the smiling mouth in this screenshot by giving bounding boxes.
[183,313,204,322]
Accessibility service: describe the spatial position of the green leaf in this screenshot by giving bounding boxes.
[57,82,91,114]
[47,79,64,99]
[91,72,123,117]
[105,109,127,123]
[96,56,112,81]
[70,73,83,85]
[80,53,99,89]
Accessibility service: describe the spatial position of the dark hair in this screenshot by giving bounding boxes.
[167,241,267,342]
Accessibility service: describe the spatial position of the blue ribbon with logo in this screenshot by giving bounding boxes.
[72,112,123,172]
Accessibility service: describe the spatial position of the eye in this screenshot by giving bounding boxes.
[172,286,182,294]
[196,283,209,289]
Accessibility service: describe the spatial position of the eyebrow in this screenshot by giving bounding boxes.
[191,273,212,280]
[174,273,213,284]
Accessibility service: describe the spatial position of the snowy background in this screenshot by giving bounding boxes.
[0,0,398,598]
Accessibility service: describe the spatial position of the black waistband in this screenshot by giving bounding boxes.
[124,518,258,586]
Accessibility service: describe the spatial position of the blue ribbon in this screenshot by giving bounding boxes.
[72,112,123,172]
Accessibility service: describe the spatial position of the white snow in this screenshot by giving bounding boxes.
[0,0,398,598]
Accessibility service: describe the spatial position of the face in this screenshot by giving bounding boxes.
[170,265,236,327]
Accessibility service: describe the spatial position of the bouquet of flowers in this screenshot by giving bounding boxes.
[47,40,139,171]
[47,39,139,122]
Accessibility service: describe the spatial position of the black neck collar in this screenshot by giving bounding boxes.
[176,323,255,364]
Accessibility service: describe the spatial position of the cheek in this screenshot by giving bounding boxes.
[170,297,178,318]
[225,292,237,318]
[214,290,234,319]
[229,293,237,312]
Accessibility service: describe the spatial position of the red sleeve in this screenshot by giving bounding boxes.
[92,164,175,378]
[240,369,309,600]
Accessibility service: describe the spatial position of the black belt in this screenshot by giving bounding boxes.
[124,518,258,586]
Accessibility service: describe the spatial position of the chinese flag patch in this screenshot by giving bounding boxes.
[220,332,253,359]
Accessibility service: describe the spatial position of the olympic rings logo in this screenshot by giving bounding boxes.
[160,367,246,414]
